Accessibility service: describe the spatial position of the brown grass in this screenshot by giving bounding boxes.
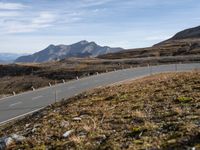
[0,71,200,149]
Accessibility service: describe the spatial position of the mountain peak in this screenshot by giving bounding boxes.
[15,41,123,63]
[47,44,56,49]
[76,40,89,45]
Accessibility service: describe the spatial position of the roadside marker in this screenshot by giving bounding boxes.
[13,91,16,96]
[49,83,52,87]
[31,86,35,91]
[76,76,79,80]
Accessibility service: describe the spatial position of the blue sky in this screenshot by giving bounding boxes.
[0,0,200,53]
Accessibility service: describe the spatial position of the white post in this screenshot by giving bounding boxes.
[76,76,79,80]
[49,83,52,87]
[32,86,35,91]
[96,72,99,75]
[62,79,65,83]
[13,91,16,95]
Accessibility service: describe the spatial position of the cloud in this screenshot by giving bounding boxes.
[0,11,21,17]
[4,12,57,33]
[79,0,113,7]
[32,12,56,24]
[0,2,26,10]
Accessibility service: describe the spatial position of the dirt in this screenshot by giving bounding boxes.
[0,71,199,150]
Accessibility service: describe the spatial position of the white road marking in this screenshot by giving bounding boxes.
[0,107,44,125]
[32,95,43,100]
[9,101,22,107]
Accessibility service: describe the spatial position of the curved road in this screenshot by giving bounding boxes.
[0,63,199,124]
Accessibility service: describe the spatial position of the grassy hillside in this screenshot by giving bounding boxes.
[0,71,200,150]
[98,39,200,59]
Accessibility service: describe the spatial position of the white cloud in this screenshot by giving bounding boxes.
[80,0,113,7]
[4,12,57,33]
[0,11,21,17]
[32,12,56,24]
[0,2,26,10]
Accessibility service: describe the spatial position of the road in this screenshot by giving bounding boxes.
[0,63,199,124]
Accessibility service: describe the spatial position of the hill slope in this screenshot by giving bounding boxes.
[171,25,200,40]
[99,26,200,59]
[0,72,200,149]
[15,41,123,63]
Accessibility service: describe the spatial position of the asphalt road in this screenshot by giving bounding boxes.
[0,63,199,124]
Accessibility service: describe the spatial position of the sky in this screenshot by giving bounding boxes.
[0,0,200,54]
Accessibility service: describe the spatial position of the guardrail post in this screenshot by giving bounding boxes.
[31,86,35,91]
[62,79,65,83]
[13,91,16,95]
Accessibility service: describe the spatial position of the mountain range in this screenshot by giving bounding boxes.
[15,41,123,63]
[0,53,27,64]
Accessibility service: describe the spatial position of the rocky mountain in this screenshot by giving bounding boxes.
[15,41,123,63]
[99,26,200,59]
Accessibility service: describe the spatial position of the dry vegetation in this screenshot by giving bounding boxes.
[0,72,200,150]
[98,39,200,59]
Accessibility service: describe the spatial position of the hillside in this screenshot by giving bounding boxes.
[98,26,200,59]
[171,25,200,40]
[15,41,123,63]
[0,72,200,149]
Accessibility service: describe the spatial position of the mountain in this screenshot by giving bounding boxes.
[171,25,200,40]
[15,41,123,63]
[98,26,200,59]
[0,53,27,64]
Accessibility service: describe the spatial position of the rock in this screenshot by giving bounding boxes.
[0,138,7,150]
[11,134,25,142]
[72,117,82,121]
[0,137,14,150]
[63,130,74,138]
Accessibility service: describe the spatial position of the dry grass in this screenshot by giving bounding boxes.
[0,72,200,150]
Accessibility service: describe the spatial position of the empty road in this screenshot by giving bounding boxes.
[0,63,199,124]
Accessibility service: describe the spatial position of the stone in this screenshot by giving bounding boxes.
[63,130,74,138]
